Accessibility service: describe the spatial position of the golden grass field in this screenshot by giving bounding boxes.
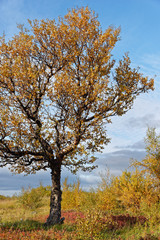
[0,171,160,240]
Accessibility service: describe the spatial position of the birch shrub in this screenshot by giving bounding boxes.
[19,185,47,211]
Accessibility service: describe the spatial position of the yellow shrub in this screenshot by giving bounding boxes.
[97,168,159,214]
[111,168,159,212]
[61,177,83,210]
[97,169,119,212]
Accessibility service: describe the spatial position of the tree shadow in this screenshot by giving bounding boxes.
[0,218,74,232]
[1,219,49,231]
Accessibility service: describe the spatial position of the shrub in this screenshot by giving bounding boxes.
[97,169,121,213]
[111,168,159,213]
[96,167,160,214]
[19,185,46,210]
[0,195,8,200]
[76,209,107,239]
[61,177,84,210]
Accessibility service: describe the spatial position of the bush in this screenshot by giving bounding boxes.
[97,169,121,213]
[96,167,160,215]
[0,195,8,200]
[62,177,84,210]
[76,209,107,239]
[19,185,46,210]
[111,168,159,213]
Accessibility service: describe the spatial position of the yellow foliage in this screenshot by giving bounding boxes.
[132,128,160,186]
[61,177,83,210]
[97,168,159,214]
[0,6,154,175]
[112,169,158,212]
[97,169,119,211]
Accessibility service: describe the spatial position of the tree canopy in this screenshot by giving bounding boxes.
[0,7,154,174]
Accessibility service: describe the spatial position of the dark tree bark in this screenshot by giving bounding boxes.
[45,161,64,226]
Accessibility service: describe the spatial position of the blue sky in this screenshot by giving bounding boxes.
[0,0,160,196]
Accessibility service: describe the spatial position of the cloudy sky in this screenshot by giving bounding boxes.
[0,0,160,196]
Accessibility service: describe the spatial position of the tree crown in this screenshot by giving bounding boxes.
[0,7,154,174]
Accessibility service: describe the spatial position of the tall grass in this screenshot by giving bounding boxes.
[0,169,160,239]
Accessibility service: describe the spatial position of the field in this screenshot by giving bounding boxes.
[0,171,160,240]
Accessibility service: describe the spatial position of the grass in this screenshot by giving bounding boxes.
[0,197,160,239]
[0,180,160,239]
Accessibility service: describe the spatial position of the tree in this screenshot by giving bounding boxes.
[0,7,154,225]
[133,128,160,186]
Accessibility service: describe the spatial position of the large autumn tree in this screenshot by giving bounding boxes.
[0,7,154,225]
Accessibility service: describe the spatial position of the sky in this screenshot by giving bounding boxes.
[0,0,160,196]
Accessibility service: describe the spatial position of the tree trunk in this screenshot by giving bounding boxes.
[45,162,64,226]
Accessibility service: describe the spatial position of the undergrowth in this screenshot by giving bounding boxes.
[0,168,160,239]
